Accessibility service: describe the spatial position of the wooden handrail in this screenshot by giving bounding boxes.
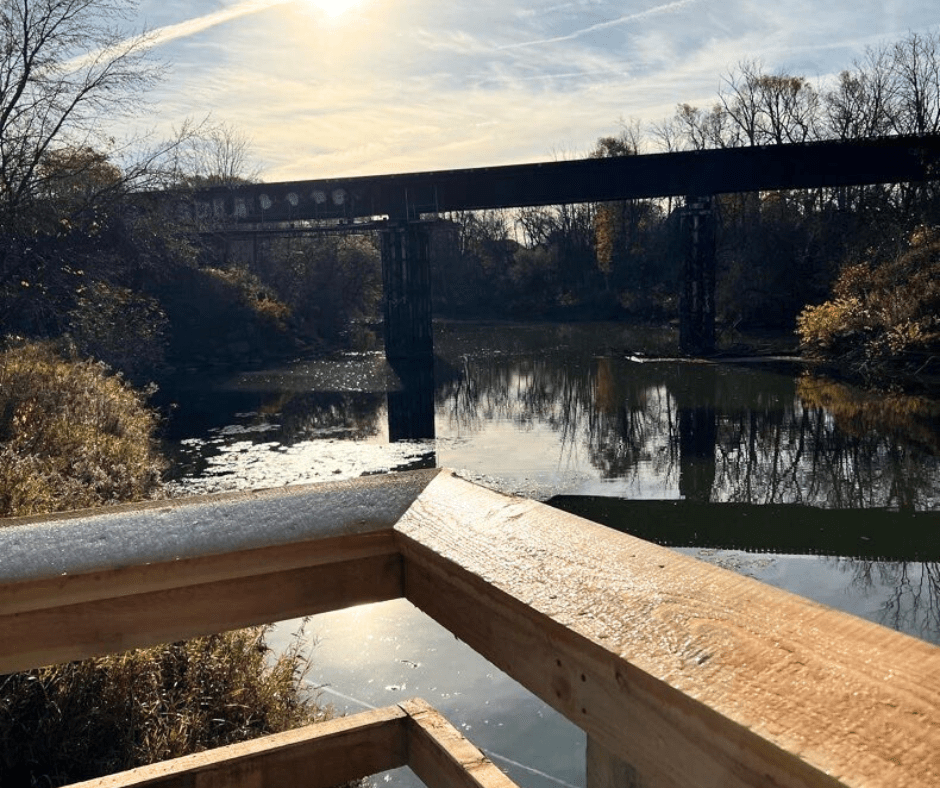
[69,698,517,788]
[1,468,938,788]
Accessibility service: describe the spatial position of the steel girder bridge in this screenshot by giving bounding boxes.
[179,134,940,359]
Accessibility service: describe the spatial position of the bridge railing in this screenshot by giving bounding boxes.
[2,468,938,788]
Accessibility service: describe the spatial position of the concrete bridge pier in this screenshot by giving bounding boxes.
[381,220,435,440]
[679,196,716,356]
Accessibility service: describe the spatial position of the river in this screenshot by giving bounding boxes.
[162,321,940,788]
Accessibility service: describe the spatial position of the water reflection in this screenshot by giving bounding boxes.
[429,325,940,642]
[839,559,940,643]
[165,322,940,640]
[387,359,436,444]
[436,340,939,511]
[166,324,940,510]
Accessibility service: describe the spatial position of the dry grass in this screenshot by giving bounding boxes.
[0,340,164,517]
[0,342,347,786]
[0,625,330,786]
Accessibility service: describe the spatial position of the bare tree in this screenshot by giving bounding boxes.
[824,47,895,140]
[672,102,738,149]
[718,60,821,146]
[0,0,167,227]
[171,121,263,188]
[648,115,686,153]
[887,30,940,136]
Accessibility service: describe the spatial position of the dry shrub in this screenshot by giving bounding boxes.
[68,282,170,383]
[0,341,164,517]
[0,346,344,786]
[204,266,292,330]
[0,626,329,786]
[797,227,940,373]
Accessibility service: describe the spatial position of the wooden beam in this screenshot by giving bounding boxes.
[396,471,940,788]
[0,468,441,590]
[0,470,443,671]
[586,736,643,788]
[66,699,527,788]
[401,698,518,788]
[0,549,403,673]
[67,705,410,788]
[0,530,398,618]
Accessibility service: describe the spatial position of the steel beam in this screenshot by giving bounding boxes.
[181,135,940,224]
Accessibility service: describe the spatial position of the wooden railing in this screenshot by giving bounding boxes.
[70,698,516,788]
[2,468,939,788]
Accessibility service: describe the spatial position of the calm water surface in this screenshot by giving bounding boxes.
[164,321,940,788]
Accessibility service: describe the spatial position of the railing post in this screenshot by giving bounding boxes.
[586,737,646,788]
[679,196,716,356]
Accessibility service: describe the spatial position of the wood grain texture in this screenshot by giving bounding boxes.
[0,530,398,617]
[0,551,402,673]
[401,698,518,788]
[586,736,643,788]
[396,471,940,788]
[68,705,409,788]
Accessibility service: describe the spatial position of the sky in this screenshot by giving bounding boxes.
[120,0,940,181]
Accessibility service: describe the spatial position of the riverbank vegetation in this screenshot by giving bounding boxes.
[0,340,336,785]
[0,626,324,785]
[0,341,164,517]
[796,226,940,386]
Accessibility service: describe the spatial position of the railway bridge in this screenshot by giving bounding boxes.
[181,134,940,358]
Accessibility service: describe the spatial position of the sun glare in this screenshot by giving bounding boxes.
[310,0,361,17]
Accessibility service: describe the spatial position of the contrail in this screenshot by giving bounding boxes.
[66,0,294,71]
[500,0,698,50]
[136,0,295,50]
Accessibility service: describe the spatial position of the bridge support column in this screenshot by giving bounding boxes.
[381,221,435,441]
[679,196,716,356]
[381,221,433,361]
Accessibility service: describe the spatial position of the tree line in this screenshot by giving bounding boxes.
[425,32,939,384]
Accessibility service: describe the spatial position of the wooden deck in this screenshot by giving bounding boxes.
[1,468,938,788]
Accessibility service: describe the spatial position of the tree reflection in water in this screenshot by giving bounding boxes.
[167,324,940,640]
[437,340,940,640]
[439,351,940,510]
[838,559,940,643]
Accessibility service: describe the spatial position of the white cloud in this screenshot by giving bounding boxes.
[121,0,940,180]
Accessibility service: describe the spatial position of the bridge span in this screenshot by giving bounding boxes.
[181,134,940,358]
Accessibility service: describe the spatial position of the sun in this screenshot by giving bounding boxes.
[310,0,362,17]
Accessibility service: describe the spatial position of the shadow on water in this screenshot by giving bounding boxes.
[547,497,940,563]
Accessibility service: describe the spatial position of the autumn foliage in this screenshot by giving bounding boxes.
[797,227,940,378]
[0,341,164,516]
